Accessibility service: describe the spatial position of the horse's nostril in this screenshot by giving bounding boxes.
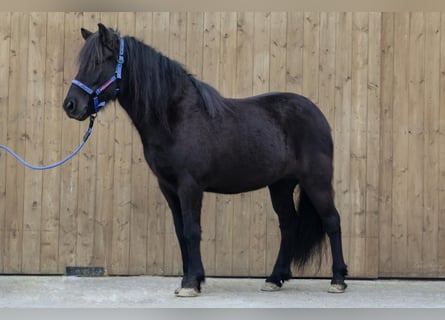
[65,100,75,113]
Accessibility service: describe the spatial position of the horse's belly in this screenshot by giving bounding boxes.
[205,181,270,194]
[203,158,296,194]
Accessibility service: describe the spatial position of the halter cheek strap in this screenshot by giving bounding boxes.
[72,38,125,113]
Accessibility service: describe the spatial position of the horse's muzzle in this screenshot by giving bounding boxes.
[63,98,89,121]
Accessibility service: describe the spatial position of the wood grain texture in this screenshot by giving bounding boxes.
[391,12,410,276]
[4,12,29,273]
[22,12,47,273]
[58,12,83,272]
[439,13,445,276]
[423,12,441,276]
[0,12,11,273]
[365,12,381,278]
[40,12,65,274]
[378,12,395,276]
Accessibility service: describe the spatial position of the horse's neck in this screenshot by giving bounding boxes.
[116,83,177,147]
[116,46,202,145]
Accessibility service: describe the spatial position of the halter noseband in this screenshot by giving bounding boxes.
[71,38,125,113]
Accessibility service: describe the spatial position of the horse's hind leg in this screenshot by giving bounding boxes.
[305,187,348,292]
[263,179,298,291]
[301,160,348,293]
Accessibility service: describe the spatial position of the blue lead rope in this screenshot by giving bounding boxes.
[0,115,96,171]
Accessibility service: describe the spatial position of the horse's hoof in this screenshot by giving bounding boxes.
[175,287,200,297]
[261,282,281,292]
[328,283,347,294]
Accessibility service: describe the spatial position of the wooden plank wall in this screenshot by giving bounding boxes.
[379,12,445,278]
[0,12,444,279]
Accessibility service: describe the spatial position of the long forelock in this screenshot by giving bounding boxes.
[78,29,120,73]
[78,34,103,72]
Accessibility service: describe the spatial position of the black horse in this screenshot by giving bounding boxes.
[63,23,347,297]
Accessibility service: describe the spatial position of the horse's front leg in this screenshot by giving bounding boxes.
[175,176,205,297]
[158,183,190,294]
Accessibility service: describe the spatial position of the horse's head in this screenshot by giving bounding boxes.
[63,23,124,121]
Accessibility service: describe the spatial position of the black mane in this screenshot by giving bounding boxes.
[79,32,228,129]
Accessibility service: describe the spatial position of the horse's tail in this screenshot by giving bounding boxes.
[292,188,326,269]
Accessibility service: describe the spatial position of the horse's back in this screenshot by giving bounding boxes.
[225,92,333,154]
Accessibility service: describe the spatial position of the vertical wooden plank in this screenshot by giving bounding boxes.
[269,12,287,93]
[378,12,394,277]
[252,12,270,95]
[40,12,64,274]
[365,12,381,278]
[333,12,352,275]
[391,12,410,276]
[129,11,153,275]
[146,11,170,275]
[422,12,441,276]
[0,12,11,273]
[249,12,270,276]
[5,12,29,273]
[318,12,337,126]
[215,12,237,276]
[439,12,445,275]
[266,11,287,275]
[162,11,185,276]
[349,12,368,277]
[74,12,99,269]
[92,12,117,273]
[407,12,425,275]
[110,12,136,275]
[201,11,220,276]
[22,12,47,273]
[169,11,186,67]
[186,12,204,79]
[302,12,320,103]
[58,12,83,272]
[232,11,254,276]
[312,11,337,277]
[286,12,304,93]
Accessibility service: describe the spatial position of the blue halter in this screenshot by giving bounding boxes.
[72,38,125,113]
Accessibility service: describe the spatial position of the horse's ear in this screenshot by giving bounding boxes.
[98,23,115,49]
[81,28,93,40]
